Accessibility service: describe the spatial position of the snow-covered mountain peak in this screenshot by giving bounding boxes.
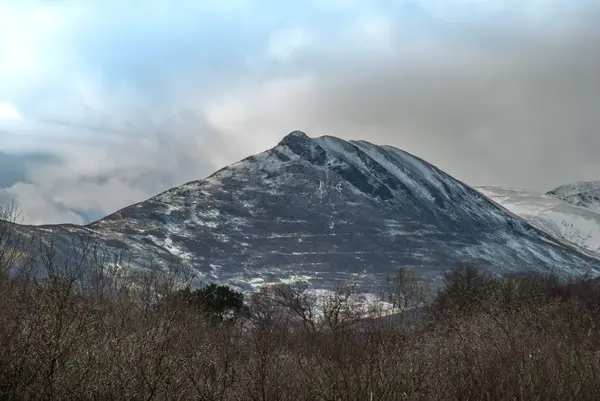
[278,130,313,150]
[547,181,600,212]
[14,131,600,294]
[283,130,310,139]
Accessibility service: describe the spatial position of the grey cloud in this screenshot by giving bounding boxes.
[0,151,62,188]
[0,114,220,224]
[0,183,87,225]
[264,4,600,192]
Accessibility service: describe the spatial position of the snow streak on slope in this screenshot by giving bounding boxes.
[547,181,600,212]
[478,186,600,256]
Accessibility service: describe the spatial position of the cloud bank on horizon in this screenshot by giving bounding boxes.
[1,0,599,224]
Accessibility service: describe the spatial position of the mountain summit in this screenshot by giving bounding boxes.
[17,132,600,292]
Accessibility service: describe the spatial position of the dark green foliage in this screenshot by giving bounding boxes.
[174,284,244,320]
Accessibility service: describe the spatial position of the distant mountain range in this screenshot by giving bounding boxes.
[479,183,600,257]
[9,131,600,294]
[548,182,600,212]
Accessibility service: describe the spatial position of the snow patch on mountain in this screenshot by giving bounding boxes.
[478,186,600,255]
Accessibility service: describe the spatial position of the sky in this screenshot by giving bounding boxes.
[1,0,599,225]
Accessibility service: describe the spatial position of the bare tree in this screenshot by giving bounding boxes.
[0,202,32,280]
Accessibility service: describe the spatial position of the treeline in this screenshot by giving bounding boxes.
[2,206,600,400]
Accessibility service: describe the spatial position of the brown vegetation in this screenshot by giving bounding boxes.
[2,206,600,400]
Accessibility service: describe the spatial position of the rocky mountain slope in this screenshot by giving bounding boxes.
[478,186,600,256]
[11,131,600,293]
[547,182,600,212]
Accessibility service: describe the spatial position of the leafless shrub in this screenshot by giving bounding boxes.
[2,206,600,401]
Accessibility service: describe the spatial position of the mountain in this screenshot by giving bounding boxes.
[547,182,600,212]
[10,131,600,293]
[477,186,600,256]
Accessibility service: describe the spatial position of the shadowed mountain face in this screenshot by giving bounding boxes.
[12,132,600,293]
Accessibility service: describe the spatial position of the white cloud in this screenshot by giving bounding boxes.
[345,14,395,52]
[0,36,36,75]
[0,102,22,121]
[1,0,600,224]
[267,29,313,63]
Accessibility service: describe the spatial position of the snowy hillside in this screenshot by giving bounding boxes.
[478,186,600,256]
[12,131,600,293]
[547,182,600,212]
